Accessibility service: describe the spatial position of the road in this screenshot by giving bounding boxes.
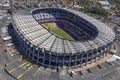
[0,14,16,80]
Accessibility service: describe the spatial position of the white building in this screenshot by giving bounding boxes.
[0,0,10,8]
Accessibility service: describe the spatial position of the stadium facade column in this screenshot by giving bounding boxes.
[42,49,45,66]
[23,40,26,53]
[101,49,104,58]
[89,51,92,64]
[105,51,107,56]
[105,46,108,56]
[32,46,35,61]
[108,44,111,50]
[56,53,59,69]
[106,44,110,55]
[85,51,89,65]
[92,50,95,62]
[101,47,103,57]
[23,41,26,55]
[98,48,102,60]
[28,44,31,56]
[75,53,77,66]
[49,52,52,68]
[96,49,99,61]
[19,37,21,45]
[68,53,72,69]
[20,38,23,52]
[97,49,99,60]
[102,47,105,57]
[19,37,24,52]
[91,50,94,62]
[37,48,39,64]
[19,38,22,51]
[105,45,108,55]
[95,49,97,62]
[29,45,32,57]
[26,42,29,54]
[80,52,84,67]
[25,42,28,55]
[62,54,65,67]
[13,29,16,40]
[97,51,100,60]
[18,36,24,52]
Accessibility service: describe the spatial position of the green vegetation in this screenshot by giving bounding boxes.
[78,0,108,17]
[109,0,120,10]
[7,9,12,15]
[109,0,120,15]
[50,28,74,41]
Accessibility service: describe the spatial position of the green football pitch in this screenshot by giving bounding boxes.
[50,28,74,41]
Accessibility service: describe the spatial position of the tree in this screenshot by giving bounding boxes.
[78,0,108,17]
[7,9,12,15]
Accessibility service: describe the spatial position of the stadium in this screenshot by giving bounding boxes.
[11,8,115,69]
